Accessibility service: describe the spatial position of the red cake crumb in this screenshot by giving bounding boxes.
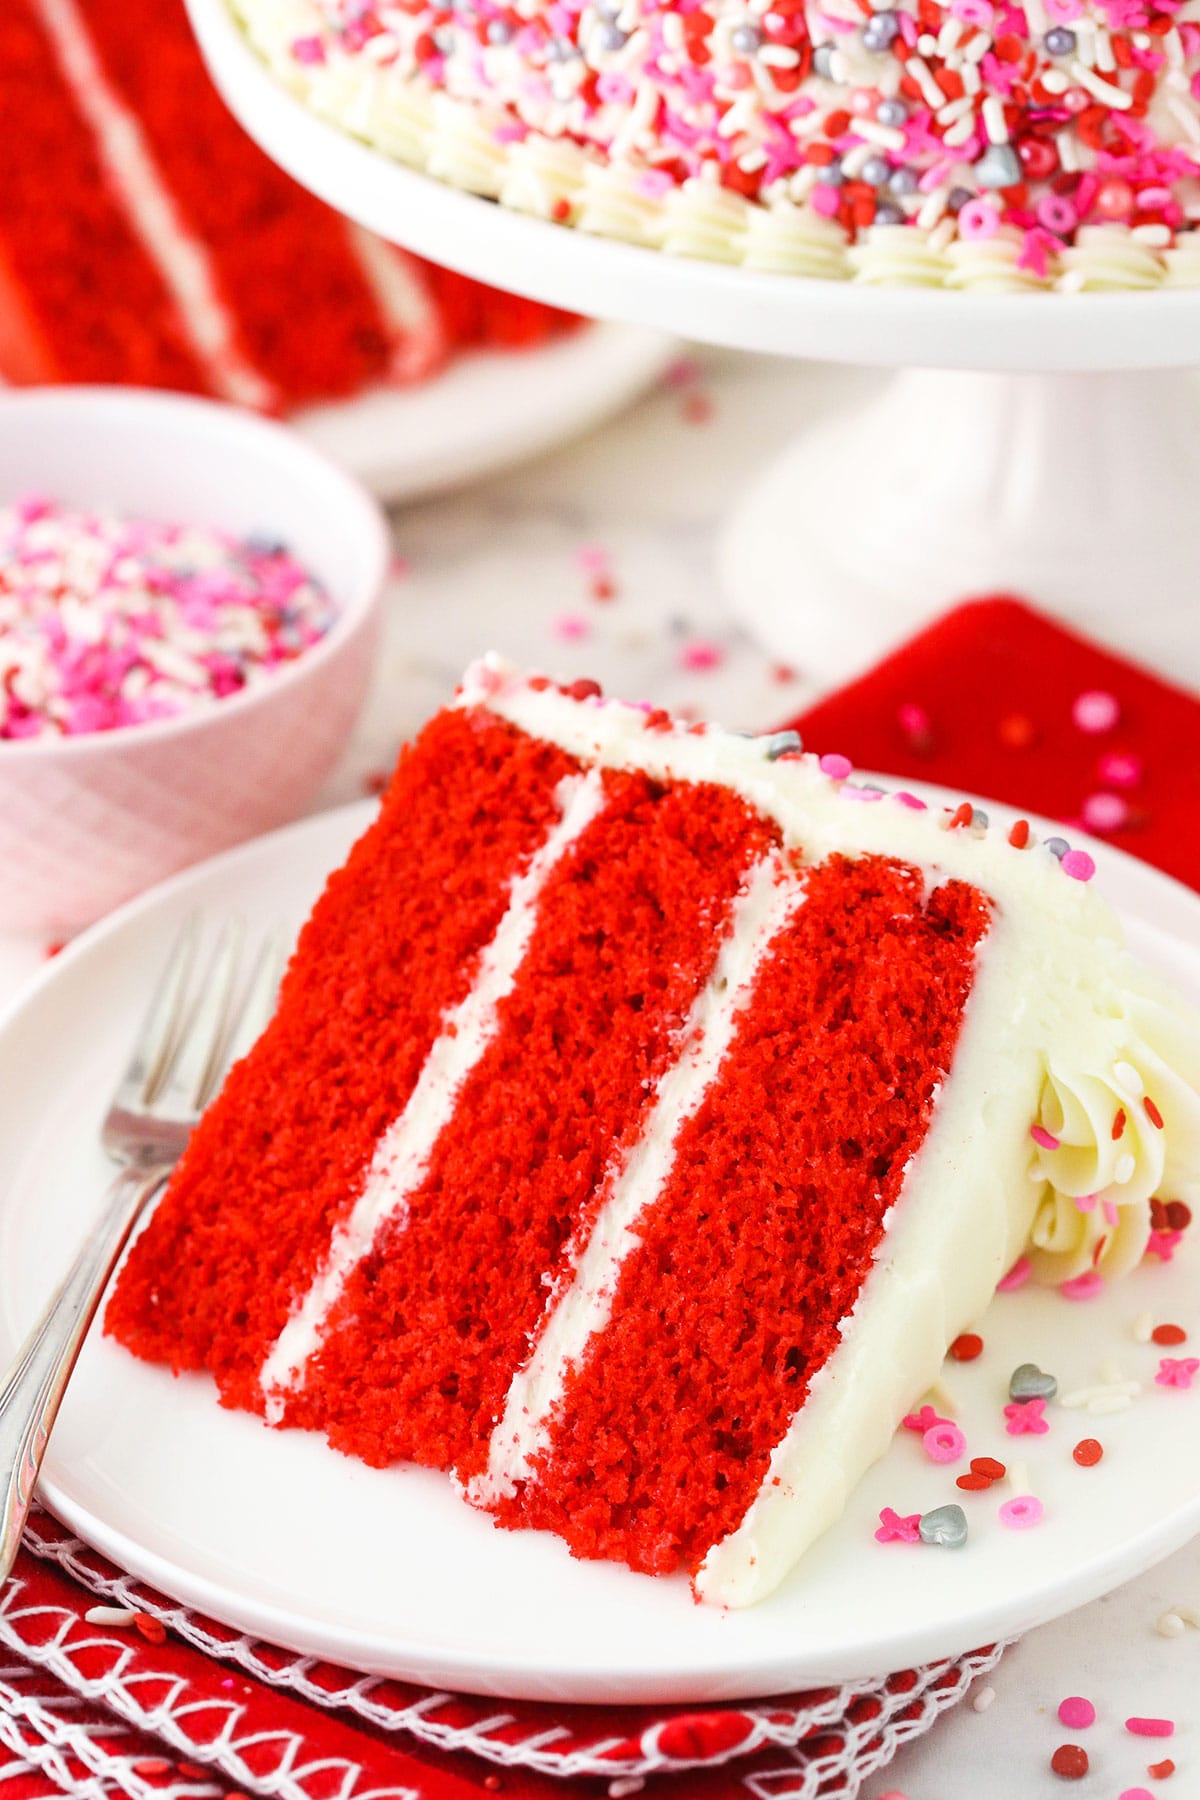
[497,856,990,1575]
[105,707,580,1406]
[293,774,779,1470]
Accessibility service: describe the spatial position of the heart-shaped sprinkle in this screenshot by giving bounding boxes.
[972,1455,1007,1480]
[957,1472,992,1491]
[1010,1362,1058,1402]
[919,1503,968,1548]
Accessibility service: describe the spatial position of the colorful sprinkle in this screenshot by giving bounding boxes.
[1153,1324,1187,1346]
[1008,818,1032,848]
[819,752,853,780]
[1050,1745,1088,1779]
[1073,1438,1104,1466]
[1057,1697,1096,1729]
[1005,1398,1049,1436]
[1148,1759,1177,1777]
[679,638,723,672]
[1061,1270,1106,1300]
[1155,1357,1199,1389]
[923,1421,967,1463]
[1073,690,1120,734]
[875,1506,922,1544]
[950,1333,984,1362]
[999,1494,1044,1529]
[1061,849,1097,882]
[998,1256,1032,1292]
[1126,1718,1175,1738]
[1031,1124,1061,1151]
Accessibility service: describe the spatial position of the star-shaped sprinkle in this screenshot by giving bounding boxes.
[1004,1397,1050,1436]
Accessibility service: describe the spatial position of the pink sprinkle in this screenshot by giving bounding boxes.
[1058,1696,1096,1729]
[903,1404,950,1434]
[958,197,1000,241]
[875,1507,922,1544]
[1031,1124,1061,1151]
[1037,194,1079,234]
[1073,689,1121,734]
[1005,1398,1049,1437]
[679,639,723,673]
[1075,1192,1098,1214]
[1061,849,1096,882]
[290,33,326,62]
[1119,1790,1154,1800]
[999,1494,1044,1529]
[811,184,842,218]
[998,1255,1032,1292]
[1147,1228,1184,1262]
[1125,1718,1175,1738]
[894,791,928,810]
[1155,1356,1200,1389]
[1061,1270,1106,1300]
[923,1421,967,1464]
[1082,792,1129,833]
[819,752,853,780]
[1098,750,1143,789]
[575,544,611,575]
[551,613,590,642]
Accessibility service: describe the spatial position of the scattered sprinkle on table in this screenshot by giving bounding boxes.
[0,496,335,739]
[950,1332,984,1362]
[1050,1743,1089,1779]
[1148,1758,1177,1778]
[1126,1717,1175,1737]
[1057,1697,1096,1730]
[1073,1438,1104,1467]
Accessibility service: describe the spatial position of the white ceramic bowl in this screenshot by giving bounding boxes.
[0,388,388,937]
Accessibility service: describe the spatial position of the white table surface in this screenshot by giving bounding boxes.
[2,347,1196,1800]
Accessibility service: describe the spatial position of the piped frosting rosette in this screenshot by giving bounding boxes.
[1026,989,1200,1286]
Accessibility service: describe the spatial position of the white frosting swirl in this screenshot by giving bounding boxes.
[1027,984,1200,1283]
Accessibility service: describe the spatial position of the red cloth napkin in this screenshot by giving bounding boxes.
[8,593,1192,1800]
[790,596,1200,891]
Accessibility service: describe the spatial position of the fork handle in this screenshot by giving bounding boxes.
[0,1163,168,1584]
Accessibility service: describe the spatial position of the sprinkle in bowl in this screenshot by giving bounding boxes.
[0,387,388,936]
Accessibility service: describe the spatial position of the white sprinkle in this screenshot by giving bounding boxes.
[1089,1392,1137,1415]
[1040,67,1070,92]
[1157,1611,1187,1638]
[1114,1060,1144,1096]
[609,1782,645,1799]
[943,115,976,147]
[917,184,951,229]
[1099,1356,1126,1385]
[907,54,947,109]
[917,30,938,52]
[1008,1459,1030,1493]
[84,1605,136,1627]
[938,15,964,52]
[982,94,1008,143]
[963,30,992,61]
[1061,1379,1141,1411]
[1057,129,1081,172]
[759,42,800,65]
[1069,61,1134,107]
[973,1684,997,1712]
[1094,27,1115,71]
[1133,1312,1155,1344]
[937,94,975,126]
[1132,223,1173,247]
[962,61,982,93]
[853,119,908,150]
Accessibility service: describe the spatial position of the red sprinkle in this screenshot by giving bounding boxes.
[1126,1718,1175,1738]
[1153,1324,1188,1346]
[1148,1759,1176,1778]
[950,1333,984,1361]
[1073,1438,1104,1467]
[957,1472,992,1490]
[1145,1097,1164,1129]
[1112,1108,1127,1140]
[133,1612,166,1645]
[1051,1744,1089,1779]
[973,1456,1007,1479]
[1167,1201,1192,1231]
[1009,818,1031,848]
[950,801,975,829]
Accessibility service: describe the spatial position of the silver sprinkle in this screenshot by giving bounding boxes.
[1009,1361,1058,1402]
[919,1503,968,1548]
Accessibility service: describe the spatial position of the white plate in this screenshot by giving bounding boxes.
[293,323,675,501]
[1,790,1199,1704]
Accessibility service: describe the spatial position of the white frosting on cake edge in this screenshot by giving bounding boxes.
[459,656,1200,1607]
[232,0,1200,295]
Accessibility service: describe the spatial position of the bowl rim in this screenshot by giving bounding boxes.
[0,386,390,758]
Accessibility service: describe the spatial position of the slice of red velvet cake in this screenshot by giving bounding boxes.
[0,0,575,409]
[106,659,1200,1606]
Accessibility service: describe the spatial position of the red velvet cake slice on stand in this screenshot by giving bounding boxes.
[106,660,1200,1607]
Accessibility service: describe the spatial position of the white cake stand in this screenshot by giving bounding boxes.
[188,0,1200,684]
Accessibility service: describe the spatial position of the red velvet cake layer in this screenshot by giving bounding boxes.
[287,776,779,1472]
[494,856,990,1576]
[105,708,580,1409]
[0,1,207,390]
[82,0,410,405]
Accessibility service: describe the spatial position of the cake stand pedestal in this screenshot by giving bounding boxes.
[187,0,1200,687]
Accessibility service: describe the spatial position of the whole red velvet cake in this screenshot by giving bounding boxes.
[0,0,573,410]
[106,659,1200,1606]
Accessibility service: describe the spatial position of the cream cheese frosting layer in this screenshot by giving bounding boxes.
[454,657,1200,1606]
[234,0,1200,291]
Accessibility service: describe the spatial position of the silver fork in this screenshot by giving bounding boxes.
[0,919,280,1584]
